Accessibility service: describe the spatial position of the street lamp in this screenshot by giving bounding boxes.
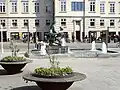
[27,21,30,54]
[1,25,4,57]
[83,0,85,42]
[106,26,109,48]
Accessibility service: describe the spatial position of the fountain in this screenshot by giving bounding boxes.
[31,21,119,58]
[40,41,48,55]
[102,42,107,53]
[91,41,96,51]
[31,21,69,56]
[61,37,66,46]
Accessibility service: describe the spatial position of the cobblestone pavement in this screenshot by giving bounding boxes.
[0,43,120,90]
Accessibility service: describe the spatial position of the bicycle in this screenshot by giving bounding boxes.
[116,42,120,48]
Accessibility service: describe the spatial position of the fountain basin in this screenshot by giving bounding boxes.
[70,48,120,58]
[46,45,68,54]
[31,48,120,58]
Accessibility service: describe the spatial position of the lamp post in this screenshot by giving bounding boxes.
[27,21,30,54]
[83,0,85,42]
[1,25,4,57]
[106,27,109,48]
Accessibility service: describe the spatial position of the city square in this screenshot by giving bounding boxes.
[0,42,120,90]
[0,0,120,90]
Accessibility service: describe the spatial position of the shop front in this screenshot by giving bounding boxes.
[0,31,7,42]
[10,32,19,40]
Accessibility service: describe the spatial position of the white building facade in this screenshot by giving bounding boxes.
[0,0,53,42]
[54,0,120,42]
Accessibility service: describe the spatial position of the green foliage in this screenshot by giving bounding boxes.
[34,66,73,77]
[9,40,20,56]
[1,56,26,62]
[34,49,73,77]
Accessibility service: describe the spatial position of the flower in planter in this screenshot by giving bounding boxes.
[34,55,73,77]
[1,40,26,62]
[1,56,26,62]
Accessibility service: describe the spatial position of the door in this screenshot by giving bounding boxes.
[0,31,7,42]
[76,31,80,41]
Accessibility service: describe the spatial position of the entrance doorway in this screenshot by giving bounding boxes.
[0,31,7,42]
[76,31,80,41]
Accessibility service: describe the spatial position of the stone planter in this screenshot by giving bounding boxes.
[23,72,86,90]
[0,60,32,74]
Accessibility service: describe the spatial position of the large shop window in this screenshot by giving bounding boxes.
[11,32,19,40]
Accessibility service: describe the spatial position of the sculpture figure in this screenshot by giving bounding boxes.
[45,21,65,46]
[40,41,47,55]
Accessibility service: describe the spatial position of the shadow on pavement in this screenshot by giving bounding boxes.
[0,69,7,75]
[11,86,41,90]
[0,69,23,75]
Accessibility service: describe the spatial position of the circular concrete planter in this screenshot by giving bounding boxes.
[0,60,32,74]
[23,72,86,90]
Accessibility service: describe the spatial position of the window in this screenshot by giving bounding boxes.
[110,3,115,13]
[35,20,39,26]
[76,21,80,25]
[61,19,66,26]
[100,20,104,26]
[0,20,5,27]
[90,19,95,26]
[90,1,95,12]
[24,19,28,26]
[12,20,17,27]
[71,2,84,11]
[100,3,105,13]
[46,20,50,26]
[46,6,48,12]
[60,0,66,12]
[119,2,120,13]
[110,20,114,26]
[35,3,39,12]
[12,2,17,12]
[23,2,28,13]
[0,2,5,12]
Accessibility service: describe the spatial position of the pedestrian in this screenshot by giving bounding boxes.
[72,35,75,42]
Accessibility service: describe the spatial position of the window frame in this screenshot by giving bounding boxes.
[100,20,104,27]
[61,19,66,26]
[100,3,105,13]
[35,19,39,26]
[11,2,17,13]
[46,20,50,26]
[12,19,17,27]
[35,2,39,13]
[110,20,115,27]
[89,1,95,12]
[22,2,28,13]
[90,19,95,27]
[0,19,5,27]
[0,2,5,13]
[71,2,84,11]
[109,3,115,13]
[24,19,28,27]
[60,0,66,12]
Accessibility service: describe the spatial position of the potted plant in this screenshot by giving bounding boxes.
[23,52,86,90]
[0,40,32,74]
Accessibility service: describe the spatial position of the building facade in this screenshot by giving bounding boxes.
[54,0,120,42]
[0,0,53,42]
[1,0,120,42]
